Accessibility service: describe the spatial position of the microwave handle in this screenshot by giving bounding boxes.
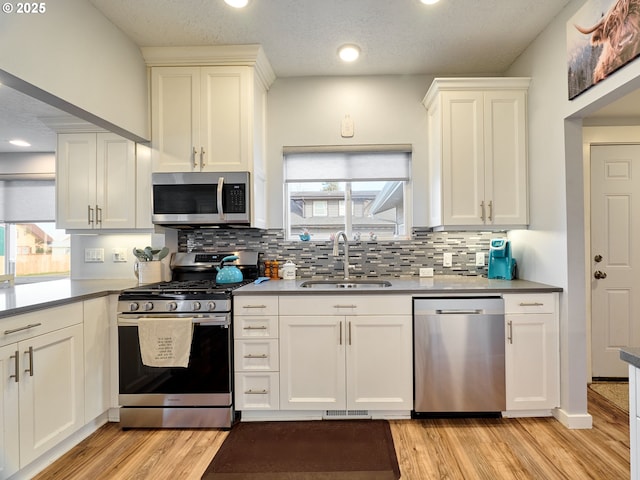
[217,176,225,220]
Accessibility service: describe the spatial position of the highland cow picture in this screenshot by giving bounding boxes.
[567,0,640,99]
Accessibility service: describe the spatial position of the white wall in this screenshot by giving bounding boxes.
[266,75,432,228]
[70,233,170,280]
[0,0,148,141]
[505,0,640,427]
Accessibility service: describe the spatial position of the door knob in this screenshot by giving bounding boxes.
[594,270,607,279]
[594,254,603,263]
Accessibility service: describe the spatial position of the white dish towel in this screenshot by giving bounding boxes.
[137,317,194,368]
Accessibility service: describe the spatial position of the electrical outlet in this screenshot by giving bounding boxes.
[113,248,128,262]
[443,252,453,267]
[419,267,434,277]
[475,252,485,267]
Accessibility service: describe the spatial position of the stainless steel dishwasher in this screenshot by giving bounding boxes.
[413,297,505,416]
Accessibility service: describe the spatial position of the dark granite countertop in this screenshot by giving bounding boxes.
[0,279,136,318]
[620,347,640,370]
[234,275,562,296]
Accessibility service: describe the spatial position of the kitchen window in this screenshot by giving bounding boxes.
[0,179,70,283]
[284,146,411,241]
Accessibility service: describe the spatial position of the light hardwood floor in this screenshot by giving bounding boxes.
[34,389,629,480]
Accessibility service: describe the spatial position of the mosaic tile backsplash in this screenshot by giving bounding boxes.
[178,228,504,279]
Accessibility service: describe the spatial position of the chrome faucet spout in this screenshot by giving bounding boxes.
[332,231,351,280]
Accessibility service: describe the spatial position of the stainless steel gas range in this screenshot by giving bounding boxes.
[116,250,259,429]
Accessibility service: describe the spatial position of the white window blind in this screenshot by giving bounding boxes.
[284,147,411,182]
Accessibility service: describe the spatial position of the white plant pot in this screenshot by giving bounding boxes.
[135,261,162,285]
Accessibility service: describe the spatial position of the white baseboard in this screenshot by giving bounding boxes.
[552,408,593,429]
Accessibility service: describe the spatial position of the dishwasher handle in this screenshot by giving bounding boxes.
[435,309,483,315]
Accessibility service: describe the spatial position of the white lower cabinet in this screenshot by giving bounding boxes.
[233,296,279,411]
[504,293,559,412]
[0,343,19,479]
[0,303,85,480]
[83,296,111,422]
[279,295,412,412]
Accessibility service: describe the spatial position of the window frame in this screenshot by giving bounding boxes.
[283,146,412,241]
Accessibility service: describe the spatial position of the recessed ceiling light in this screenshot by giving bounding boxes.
[10,139,31,147]
[338,44,360,63]
[420,0,441,4]
[224,0,249,8]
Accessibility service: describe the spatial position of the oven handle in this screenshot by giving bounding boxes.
[117,315,230,327]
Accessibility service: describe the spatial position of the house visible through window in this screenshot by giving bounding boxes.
[284,146,411,241]
[0,223,70,283]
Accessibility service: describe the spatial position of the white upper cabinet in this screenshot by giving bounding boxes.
[56,132,139,230]
[150,66,252,173]
[423,78,530,229]
[143,46,275,229]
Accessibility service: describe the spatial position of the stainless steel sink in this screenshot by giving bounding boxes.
[299,279,392,289]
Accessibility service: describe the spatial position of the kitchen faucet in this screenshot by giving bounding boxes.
[332,231,352,280]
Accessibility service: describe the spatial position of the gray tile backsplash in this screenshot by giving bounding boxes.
[178,228,503,279]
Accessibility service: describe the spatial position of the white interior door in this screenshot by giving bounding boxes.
[591,144,640,377]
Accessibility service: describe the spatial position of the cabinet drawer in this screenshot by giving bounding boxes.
[234,296,278,316]
[235,372,280,410]
[279,295,411,316]
[504,293,556,314]
[0,302,84,347]
[234,315,278,339]
[234,339,279,371]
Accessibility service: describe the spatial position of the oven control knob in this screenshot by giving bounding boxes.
[192,301,201,311]
[144,302,154,311]
[167,302,178,311]
[129,302,140,312]
[206,301,216,311]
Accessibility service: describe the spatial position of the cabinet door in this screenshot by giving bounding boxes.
[96,133,136,228]
[19,324,85,467]
[484,90,528,226]
[505,313,559,410]
[83,297,111,422]
[200,66,251,172]
[56,133,97,229]
[346,316,413,410]
[0,344,19,480]
[441,91,485,226]
[151,67,201,172]
[279,316,345,410]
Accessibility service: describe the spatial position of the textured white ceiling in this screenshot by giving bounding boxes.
[2,0,637,154]
[89,0,572,77]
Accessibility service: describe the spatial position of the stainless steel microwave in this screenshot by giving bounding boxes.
[152,172,250,227]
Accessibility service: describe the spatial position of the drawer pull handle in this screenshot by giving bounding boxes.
[9,350,19,383]
[334,305,357,308]
[245,389,268,394]
[4,323,42,335]
[507,320,513,345]
[242,305,267,309]
[243,326,268,330]
[244,354,268,359]
[518,302,544,307]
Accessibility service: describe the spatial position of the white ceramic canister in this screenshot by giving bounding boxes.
[282,260,297,280]
[136,261,162,285]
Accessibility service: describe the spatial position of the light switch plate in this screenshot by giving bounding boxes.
[84,248,104,263]
[443,252,453,267]
[475,252,485,266]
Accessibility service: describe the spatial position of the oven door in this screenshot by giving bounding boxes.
[151,172,250,226]
[117,313,232,407]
